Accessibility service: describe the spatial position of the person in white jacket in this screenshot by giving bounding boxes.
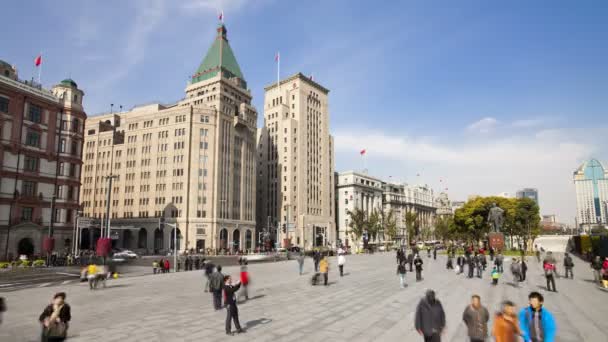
[337,248,346,277]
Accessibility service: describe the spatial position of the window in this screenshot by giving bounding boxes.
[60,139,66,152]
[71,141,78,155]
[28,104,42,123]
[24,156,39,172]
[25,131,41,147]
[22,181,36,197]
[21,207,34,221]
[72,118,79,132]
[69,163,76,177]
[0,97,8,113]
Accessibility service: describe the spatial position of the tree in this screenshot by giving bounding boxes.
[405,212,418,246]
[347,208,366,243]
[512,198,541,250]
[434,216,453,242]
[367,210,381,242]
[453,196,515,243]
[384,209,398,245]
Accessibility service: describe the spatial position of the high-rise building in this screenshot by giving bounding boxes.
[335,171,383,246]
[0,61,86,259]
[516,188,539,204]
[573,159,608,228]
[80,23,258,253]
[257,73,335,250]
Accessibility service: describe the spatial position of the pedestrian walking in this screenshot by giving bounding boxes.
[433,247,437,260]
[492,300,520,342]
[457,255,465,274]
[297,253,305,275]
[591,256,602,284]
[518,292,556,342]
[319,255,329,286]
[467,255,475,278]
[475,254,483,278]
[204,261,215,292]
[397,261,407,288]
[543,259,557,292]
[239,263,249,301]
[520,258,528,281]
[152,260,158,274]
[163,259,170,273]
[209,265,225,310]
[223,275,245,336]
[427,247,432,258]
[415,290,446,342]
[535,245,541,263]
[491,266,500,285]
[489,247,495,261]
[408,252,414,272]
[495,252,504,273]
[510,259,521,286]
[462,294,489,342]
[337,248,346,277]
[86,262,97,290]
[563,253,574,279]
[313,250,321,272]
[446,254,454,270]
[39,292,71,342]
[184,256,191,271]
[414,254,424,281]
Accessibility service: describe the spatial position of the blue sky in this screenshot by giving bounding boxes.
[4,0,608,223]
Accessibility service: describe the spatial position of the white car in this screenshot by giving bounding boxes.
[113,250,138,259]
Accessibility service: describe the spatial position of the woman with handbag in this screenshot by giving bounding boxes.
[39,292,71,342]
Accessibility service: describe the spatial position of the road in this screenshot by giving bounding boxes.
[1,253,607,341]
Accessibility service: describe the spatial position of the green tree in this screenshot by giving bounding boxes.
[405,212,418,245]
[367,210,381,242]
[512,197,541,250]
[453,196,516,243]
[384,209,398,245]
[434,216,453,242]
[347,208,366,243]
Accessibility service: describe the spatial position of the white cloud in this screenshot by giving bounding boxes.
[333,125,607,224]
[511,118,545,128]
[467,117,498,133]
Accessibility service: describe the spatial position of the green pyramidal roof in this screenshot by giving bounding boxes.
[192,24,246,88]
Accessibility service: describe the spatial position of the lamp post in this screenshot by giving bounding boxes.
[166,223,178,273]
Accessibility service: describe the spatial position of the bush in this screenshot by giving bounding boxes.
[33,259,46,267]
[0,262,10,269]
[19,260,31,267]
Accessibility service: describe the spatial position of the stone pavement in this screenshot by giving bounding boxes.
[1,253,607,342]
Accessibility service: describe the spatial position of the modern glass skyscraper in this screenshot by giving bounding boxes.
[516,188,539,204]
[574,159,608,226]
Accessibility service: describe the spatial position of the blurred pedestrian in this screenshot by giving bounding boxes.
[239,262,250,301]
[491,266,500,285]
[591,256,602,284]
[313,250,321,272]
[415,289,446,342]
[495,252,504,273]
[433,247,437,260]
[510,259,521,287]
[297,253,305,275]
[86,262,97,290]
[209,265,225,310]
[563,253,574,279]
[319,255,329,286]
[0,296,5,325]
[223,275,244,336]
[39,292,71,342]
[337,247,346,277]
[204,261,215,292]
[397,260,407,288]
[520,258,528,281]
[492,300,520,342]
[543,257,557,292]
[408,252,414,272]
[467,255,475,278]
[163,259,170,273]
[414,254,424,281]
[152,260,158,274]
[518,292,556,342]
[462,294,489,342]
[158,258,164,274]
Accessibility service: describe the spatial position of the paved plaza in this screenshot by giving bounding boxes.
[1,253,607,342]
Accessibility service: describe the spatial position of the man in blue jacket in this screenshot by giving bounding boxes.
[518,292,556,342]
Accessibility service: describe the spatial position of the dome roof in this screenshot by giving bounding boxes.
[60,78,78,88]
[0,60,13,69]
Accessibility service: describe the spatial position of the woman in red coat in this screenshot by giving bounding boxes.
[164,259,170,273]
[240,261,249,301]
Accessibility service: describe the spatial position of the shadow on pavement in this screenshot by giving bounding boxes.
[245,318,272,329]
[248,294,265,300]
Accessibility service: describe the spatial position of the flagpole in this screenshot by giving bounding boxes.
[277,52,280,95]
[38,52,42,85]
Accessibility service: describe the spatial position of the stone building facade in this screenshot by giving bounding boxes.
[0,60,86,259]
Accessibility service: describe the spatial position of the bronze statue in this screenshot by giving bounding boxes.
[487,203,504,233]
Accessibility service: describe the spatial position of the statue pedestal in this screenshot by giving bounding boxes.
[488,232,505,251]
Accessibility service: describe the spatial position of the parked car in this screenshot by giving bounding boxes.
[113,250,138,259]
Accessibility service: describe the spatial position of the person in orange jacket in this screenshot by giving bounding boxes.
[492,300,521,342]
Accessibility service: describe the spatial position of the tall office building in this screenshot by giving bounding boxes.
[516,188,539,204]
[257,73,335,250]
[80,23,258,253]
[0,61,86,259]
[573,159,608,228]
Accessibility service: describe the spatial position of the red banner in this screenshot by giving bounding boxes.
[96,238,112,257]
[42,237,55,253]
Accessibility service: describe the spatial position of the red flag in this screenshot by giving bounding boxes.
[360,149,366,155]
[34,55,42,67]
[218,11,223,22]
[275,52,280,63]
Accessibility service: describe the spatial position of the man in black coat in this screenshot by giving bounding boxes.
[415,289,446,342]
[313,251,321,272]
[223,275,244,336]
[467,255,475,278]
[414,255,424,281]
[520,258,528,281]
[209,265,224,310]
[563,253,574,279]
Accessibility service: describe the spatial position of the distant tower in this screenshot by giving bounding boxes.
[574,159,608,230]
[51,78,85,111]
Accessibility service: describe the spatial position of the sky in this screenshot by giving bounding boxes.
[3,0,608,224]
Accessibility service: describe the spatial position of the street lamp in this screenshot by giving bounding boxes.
[166,223,179,273]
